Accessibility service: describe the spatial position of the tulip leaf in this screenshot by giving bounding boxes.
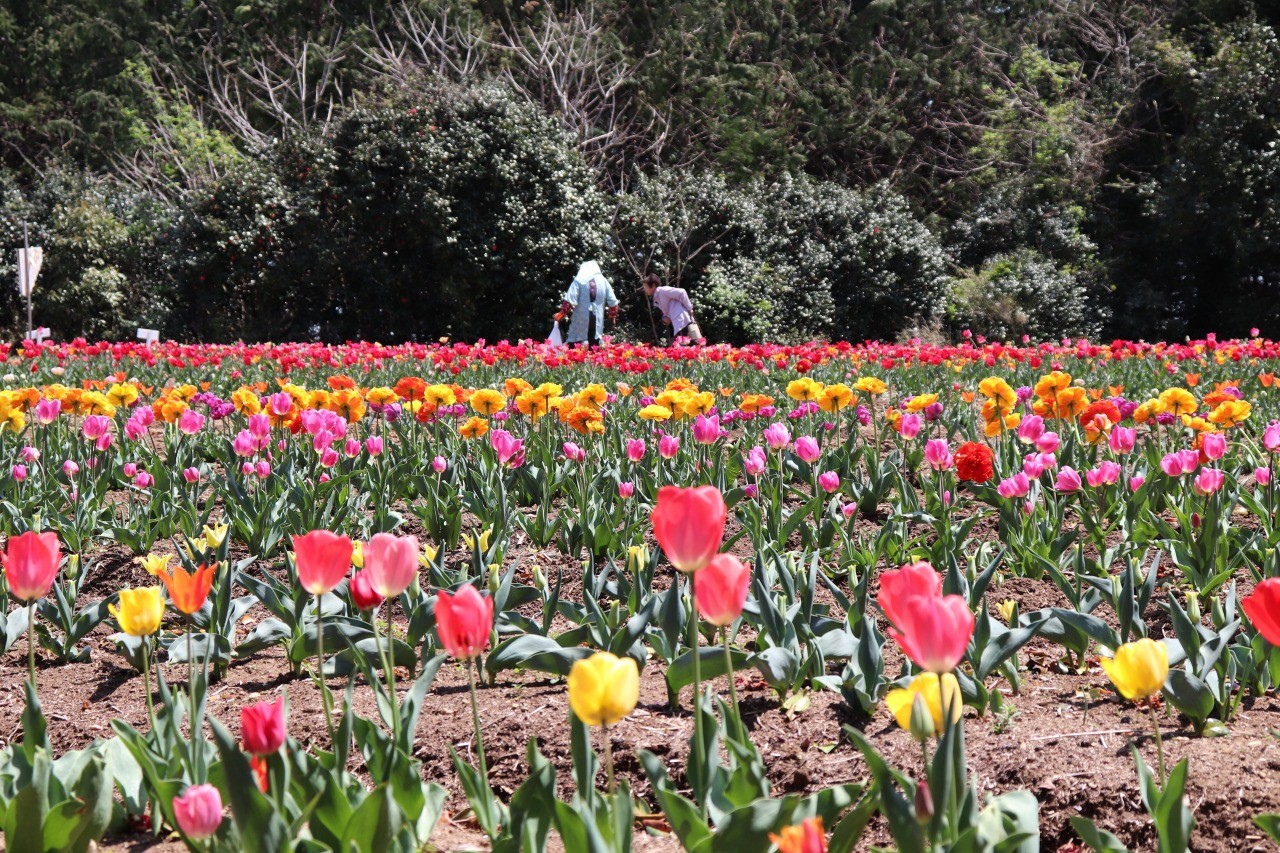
[341,784,402,853]
[486,634,593,679]
[1068,816,1130,852]
[208,718,292,853]
[1254,813,1280,843]
[235,617,292,656]
[665,647,753,699]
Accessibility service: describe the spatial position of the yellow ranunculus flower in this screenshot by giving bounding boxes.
[470,388,507,416]
[638,404,673,421]
[854,376,887,396]
[884,672,961,738]
[568,651,639,726]
[110,587,165,637]
[1100,638,1168,701]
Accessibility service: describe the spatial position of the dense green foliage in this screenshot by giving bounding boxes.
[0,0,1276,341]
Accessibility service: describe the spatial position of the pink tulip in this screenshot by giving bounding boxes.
[173,784,223,841]
[794,436,820,463]
[1108,426,1136,455]
[319,448,339,468]
[744,446,767,476]
[1258,467,1272,487]
[241,462,254,477]
[35,398,60,425]
[1085,462,1120,488]
[233,431,255,457]
[1022,453,1047,478]
[659,434,680,459]
[818,471,840,493]
[888,592,975,674]
[1264,423,1280,453]
[1177,448,1201,474]
[1017,415,1045,444]
[432,455,447,473]
[1194,467,1225,495]
[178,410,205,435]
[95,433,112,452]
[134,472,154,489]
[652,486,726,573]
[693,414,721,445]
[1200,432,1226,461]
[1055,467,1082,492]
[344,438,361,458]
[899,413,922,439]
[841,502,857,518]
[1036,431,1061,454]
[490,429,524,467]
[626,439,646,462]
[763,422,791,451]
[997,472,1030,499]
[123,462,138,478]
[183,467,200,484]
[743,483,759,499]
[365,436,384,456]
[11,464,26,483]
[248,413,271,439]
[563,442,586,463]
[924,439,953,471]
[694,554,750,627]
[1160,453,1183,477]
[293,530,353,595]
[82,415,111,440]
[364,533,419,598]
[436,584,493,659]
[20,446,38,463]
[618,481,635,498]
[125,417,146,441]
[241,697,286,755]
[269,392,293,417]
[255,460,271,478]
[62,460,79,477]
[878,561,942,630]
[1129,475,1146,491]
[2,531,60,602]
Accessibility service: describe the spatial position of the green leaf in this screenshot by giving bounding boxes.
[208,718,292,853]
[340,784,401,853]
[1069,816,1130,852]
[666,647,753,699]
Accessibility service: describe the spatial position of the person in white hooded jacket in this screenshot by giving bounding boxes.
[555,260,617,347]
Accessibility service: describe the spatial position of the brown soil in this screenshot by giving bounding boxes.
[6,526,1280,851]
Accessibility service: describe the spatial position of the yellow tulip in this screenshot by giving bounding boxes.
[352,540,365,569]
[203,523,229,550]
[110,587,165,637]
[1100,638,1168,701]
[418,543,439,568]
[884,672,962,738]
[137,553,173,577]
[568,651,639,726]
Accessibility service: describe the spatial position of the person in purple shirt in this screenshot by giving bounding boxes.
[641,273,703,343]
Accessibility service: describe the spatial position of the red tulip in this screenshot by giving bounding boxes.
[349,569,384,612]
[878,561,942,630]
[436,584,494,659]
[1243,578,1280,646]
[292,530,353,595]
[241,697,286,755]
[888,593,975,674]
[694,554,750,627]
[364,532,419,598]
[651,486,726,573]
[2,531,60,602]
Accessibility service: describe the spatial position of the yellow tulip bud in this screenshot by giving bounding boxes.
[110,587,165,637]
[884,672,962,738]
[567,651,640,726]
[1099,638,1168,701]
[352,540,365,569]
[203,523,229,550]
[419,543,439,569]
[997,599,1017,624]
[137,553,173,577]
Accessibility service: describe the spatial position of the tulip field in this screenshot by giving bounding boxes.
[4,335,1280,851]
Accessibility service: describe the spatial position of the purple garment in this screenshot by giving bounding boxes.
[652,286,694,332]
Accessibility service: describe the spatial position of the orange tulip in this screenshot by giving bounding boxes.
[159,564,215,615]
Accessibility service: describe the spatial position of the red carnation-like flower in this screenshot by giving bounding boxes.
[954,442,994,484]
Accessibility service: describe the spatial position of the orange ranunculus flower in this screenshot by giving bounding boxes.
[817,383,854,412]
[504,377,532,398]
[854,376,887,396]
[159,563,216,615]
[681,391,716,418]
[423,384,456,408]
[578,383,609,410]
[231,388,262,416]
[459,416,489,439]
[515,391,549,421]
[566,406,605,435]
[738,393,774,413]
[978,377,1017,412]
[1207,399,1251,428]
[1033,370,1073,398]
[327,375,357,391]
[786,377,823,401]
[393,376,428,402]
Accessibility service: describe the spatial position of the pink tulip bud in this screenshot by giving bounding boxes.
[899,413,922,439]
[35,398,61,425]
[1129,475,1145,491]
[841,502,857,518]
[432,455,447,473]
[62,460,79,477]
[1036,431,1060,453]
[618,481,635,498]
[818,471,840,493]
[1055,467,1082,492]
[365,436,384,456]
[269,392,293,417]
[1017,415,1045,444]
[123,462,138,478]
[255,460,271,478]
[183,467,200,483]
[178,410,205,435]
[20,446,38,463]
[95,433,112,452]
[924,439,953,471]
[794,436,820,463]
[173,784,223,841]
[693,414,721,445]
[242,462,255,476]
[1160,453,1183,477]
[744,446,767,476]
[248,413,271,439]
[1257,467,1272,486]
[563,442,586,463]
[626,439,646,462]
[11,464,26,482]
[743,483,759,499]
[134,471,154,489]
[763,422,790,451]
[82,415,111,440]
[1201,432,1227,460]
[659,434,680,459]
[1194,467,1225,495]
[1108,426,1136,455]
[344,438,361,458]
[320,448,339,468]
[364,532,419,598]
[1265,423,1280,453]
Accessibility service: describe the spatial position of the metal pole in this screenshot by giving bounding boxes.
[22,222,31,338]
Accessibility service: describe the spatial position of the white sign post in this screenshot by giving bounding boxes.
[136,328,159,344]
[16,223,42,338]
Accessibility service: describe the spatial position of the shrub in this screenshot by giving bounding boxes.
[947,249,1105,341]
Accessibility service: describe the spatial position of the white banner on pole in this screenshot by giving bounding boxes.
[24,327,49,342]
[16,247,42,297]
[136,328,160,344]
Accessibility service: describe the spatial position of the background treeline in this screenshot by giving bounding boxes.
[1,0,1277,343]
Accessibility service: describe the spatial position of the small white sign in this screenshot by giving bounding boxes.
[16,247,42,297]
[24,327,49,342]
[136,328,160,344]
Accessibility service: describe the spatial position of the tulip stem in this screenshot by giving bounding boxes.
[687,575,704,816]
[1148,701,1165,782]
[602,722,616,794]
[141,638,155,728]
[467,660,488,780]
[372,612,400,749]
[314,597,337,754]
[187,622,200,781]
[26,600,36,694]
[722,626,740,724]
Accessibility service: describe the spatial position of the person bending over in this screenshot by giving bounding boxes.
[641,273,701,343]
